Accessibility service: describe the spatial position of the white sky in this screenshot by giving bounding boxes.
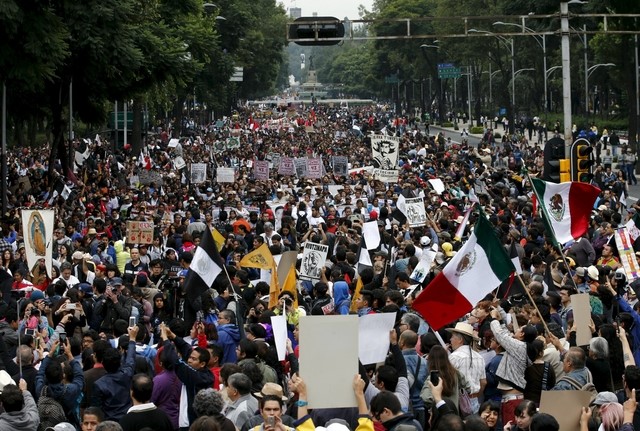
[282,0,375,20]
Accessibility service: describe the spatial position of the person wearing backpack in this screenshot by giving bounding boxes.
[551,347,596,397]
[35,337,85,429]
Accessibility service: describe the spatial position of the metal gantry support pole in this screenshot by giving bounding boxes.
[561,1,573,157]
[1,83,6,216]
[584,24,589,119]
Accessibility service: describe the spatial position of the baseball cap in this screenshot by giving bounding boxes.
[109,277,123,286]
[591,391,618,406]
[46,424,76,431]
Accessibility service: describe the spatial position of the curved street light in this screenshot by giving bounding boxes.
[493,22,548,113]
[469,29,516,107]
[587,63,615,79]
[546,66,562,79]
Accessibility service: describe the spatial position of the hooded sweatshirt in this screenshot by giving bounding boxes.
[333,281,351,315]
[216,324,241,364]
[0,391,40,430]
[114,240,130,274]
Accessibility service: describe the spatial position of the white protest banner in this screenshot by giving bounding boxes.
[173,156,186,170]
[358,313,397,365]
[126,221,154,244]
[428,178,446,194]
[254,160,270,181]
[294,157,308,178]
[307,158,322,179]
[190,163,207,184]
[373,169,399,183]
[216,167,235,183]
[168,138,179,148]
[278,157,295,176]
[22,209,55,278]
[300,242,329,280]
[271,315,288,361]
[405,197,427,227]
[332,156,348,177]
[410,250,436,283]
[371,134,400,170]
[615,227,640,281]
[300,316,358,408]
[362,220,381,250]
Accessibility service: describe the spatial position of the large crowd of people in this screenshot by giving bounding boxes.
[0,103,637,431]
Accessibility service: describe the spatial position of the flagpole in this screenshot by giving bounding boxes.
[517,274,550,336]
[525,171,581,292]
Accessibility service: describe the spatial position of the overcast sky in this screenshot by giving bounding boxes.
[283,0,375,20]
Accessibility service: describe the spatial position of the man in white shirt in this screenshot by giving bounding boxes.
[447,322,486,414]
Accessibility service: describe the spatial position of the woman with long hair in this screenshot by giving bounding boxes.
[504,399,536,431]
[1,249,14,275]
[420,345,464,411]
[479,400,501,430]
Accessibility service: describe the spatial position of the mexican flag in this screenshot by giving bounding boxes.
[531,178,601,244]
[412,215,514,330]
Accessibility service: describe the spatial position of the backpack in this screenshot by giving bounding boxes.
[558,374,598,403]
[37,386,67,431]
[296,212,309,235]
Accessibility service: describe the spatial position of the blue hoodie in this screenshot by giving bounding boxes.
[333,281,351,315]
[216,323,241,364]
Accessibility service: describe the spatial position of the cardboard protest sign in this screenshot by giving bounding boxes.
[358,313,397,365]
[299,242,328,280]
[299,316,358,408]
[332,156,348,177]
[126,221,154,244]
[307,158,322,179]
[294,158,308,178]
[278,157,295,176]
[138,170,163,185]
[404,197,427,227]
[371,135,399,170]
[362,220,381,250]
[190,163,207,184]
[615,228,640,281]
[253,160,269,181]
[216,167,235,183]
[173,156,186,170]
[571,293,592,346]
[539,391,592,431]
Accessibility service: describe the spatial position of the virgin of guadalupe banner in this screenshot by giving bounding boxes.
[254,160,270,181]
[21,209,54,278]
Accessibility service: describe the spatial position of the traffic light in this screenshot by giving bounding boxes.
[288,16,345,46]
[560,159,571,183]
[571,138,594,182]
[543,137,567,183]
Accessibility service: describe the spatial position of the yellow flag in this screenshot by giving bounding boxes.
[280,265,299,309]
[239,243,273,270]
[268,259,280,309]
[212,228,225,252]
[349,277,363,313]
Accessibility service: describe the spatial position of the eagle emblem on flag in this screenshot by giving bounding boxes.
[548,193,565,222]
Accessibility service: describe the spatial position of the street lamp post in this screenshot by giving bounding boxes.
[494,22,547,113]
[586,63,616,117]
[469,29,515,132]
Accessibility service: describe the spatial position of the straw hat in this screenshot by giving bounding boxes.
[445,322,479,340]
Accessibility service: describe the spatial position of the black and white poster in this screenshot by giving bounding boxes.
[294,157,308,178]
[371,135,400,170]
[300,242,329,280]
[190,163,207,184]
[404,197,427,227]
[332,156,348,177]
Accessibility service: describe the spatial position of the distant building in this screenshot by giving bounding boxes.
[290,7,301,19]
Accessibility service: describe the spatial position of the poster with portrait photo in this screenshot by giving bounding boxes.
[371,135,400,170]
[300,242,329,281]
[332,156,348,177]
[404,197,427,227]
[190,163,207,184]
